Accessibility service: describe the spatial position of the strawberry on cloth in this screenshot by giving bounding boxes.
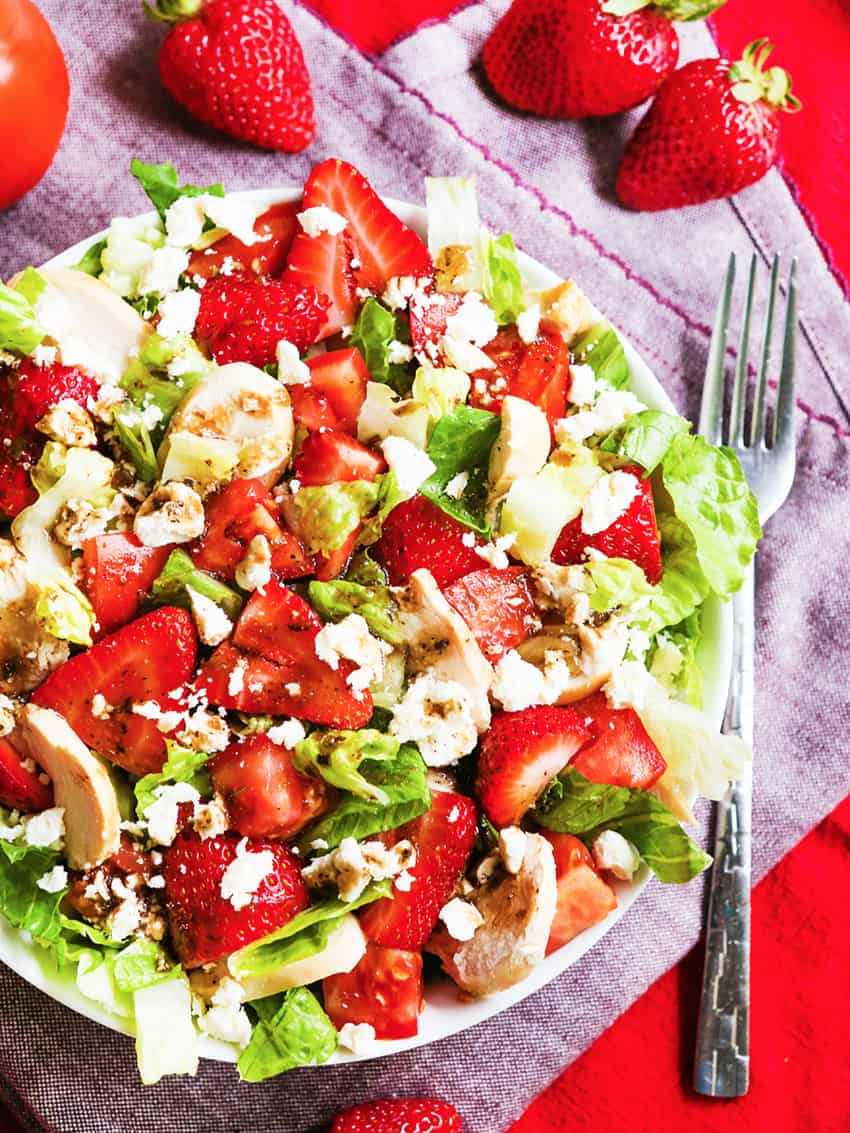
[148,0,315,152]
[160,829,308,966]
[617,38,801,210]
[373,495,483,587]
[285,158,433,337]
[331,1098,463,1133]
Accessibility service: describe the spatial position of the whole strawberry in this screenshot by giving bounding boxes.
[147,0,315,152]
[482,0,725,119]
[331,1098,463,1133]
[617,39,801,210]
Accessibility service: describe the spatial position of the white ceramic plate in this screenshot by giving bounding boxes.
[0,189,732,1066]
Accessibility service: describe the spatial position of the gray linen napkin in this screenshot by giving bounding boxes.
[0,3,847,1130]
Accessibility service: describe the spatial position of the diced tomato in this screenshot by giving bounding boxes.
[294,431,386,487]
[303,348,371,433]
[570,692,666,789]
[543,831,618,954]
[469,326,569,430]
[0,736,53,813]
[551,464,663,584]
[190,477,314,581]
[31,607,198,776]
[197,581,373,728]
[442,566,540,662]
[81,533,173,638]
[210,734,333,840]
[323,942,424,1039]
[187,200,301,280]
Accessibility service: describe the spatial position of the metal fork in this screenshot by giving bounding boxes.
[692,252,798,1098]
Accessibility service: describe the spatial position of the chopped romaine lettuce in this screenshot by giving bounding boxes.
[120,333,208,434]
[410,363,470,422]
[238,987,337,1082]
[134,740,212,819]
[420,404,501,536]
[112,402,160,482]
[74,238,107,277]
[500,451,602,564]
[0,277,45,356]
[0,837,66,948]
[159,432,240,488]
[99,214,166,299]
[308,578,402,645]
[290,481,381,555]
[649,612,703,708]
[425,176,483,291]
[350,298,413,395]
[571,321,630,390]
[482,232,525,325]
[600,409,690,473]
[31,441,68,494]
[149,548,244,621]
[35,580,96,647]
[292,729,401,803]
[130,158,224,222]
[134,973,199,1084]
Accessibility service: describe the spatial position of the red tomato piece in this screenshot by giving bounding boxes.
[0,736,53,813]
[190,477,314,581]
[442,566,541,662]
[470,325,569,430]
[81,533,173,638]
[323,942,424,1039]
[31,608,198,776]
[210,734,333,840]
[304,348,371,433]
[187,201,301,280]
[543,831,618,954]
[570,691,667,789]
[294,431,386,487]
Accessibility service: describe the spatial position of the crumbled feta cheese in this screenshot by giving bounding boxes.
[445,292,499,348]
[474,531,516,570]
[197,976,252,1048]
[380,435,436,497]
[297,205,348,238]
[555,390,645,446]
[581,470,640,536]
[234,534,272,592]
[23,807,65,848]
[138,246,190,297]
[31,344,58,367]
[138,402,164,431]
[144,782,202,846]
[591,829,640,881]
[132,700,185,733]
[302,836,416,903]
[156,287,201,339]
[228,658,247,697]
[567,363,597,406]
[0,695,16,737]
[337,1021,377,1056]
[516,301,541,345]
[583,547,608,563]
[649,636,684,681]
[201,194,263,246]
[87,383,124,424]
[220,837,276,910]
[461,531,476,548]
[275,339,311,385]
[314,613,390,694]
[164,196,207,248]
[390,674,478,767]
[109,892,142,942]
[35,399,97,447]
[499,826,527,875]
[285,681,302,697]
[386,339,413,365]
[0,814,24,843]
[36,865,68,893]
[603,660,656,711]
[134,482,205,547]
[441,335,495,373]
[266,718,307,748]
[439,897,484,941]
[187,587,233,647]
[490,650,549,712]
[147,875,166,890]
[381,275,422,311]
[444,471,469,499]
[176,706,231,753]
[395,870,414,893]
[192,794,230,840]
[627,626,651,661]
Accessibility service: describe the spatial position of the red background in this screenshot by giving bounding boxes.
[2,2,847,1130]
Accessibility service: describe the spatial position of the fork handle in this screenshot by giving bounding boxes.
[693,564,754,1097]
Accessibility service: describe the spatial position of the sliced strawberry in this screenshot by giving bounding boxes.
[302,347,371,433]
[469,325,569,430]
[285,159,433,337]
[476,706,592,827]
[161,829,308,967]
[313,525,360,582]
[323,941,424,1040]
[294,430,386,487]
[571,692,666,789]
[197,581,373,728]
[81,533,174,638]
[359,790,477,950]
[0,736,53,813]
[552,464,662,583]
[542,832,617,954]
[187,201,301,280]
[409,289,464,361]
[443,566,540,662]
[190,477,313,581]
[10,359,100,434]
[373,495,483,587]
[210,733,334,840]
[31,608,198,776]
[287,384,340,433]
[0,447,38,519]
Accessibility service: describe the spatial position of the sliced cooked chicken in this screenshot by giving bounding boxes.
[488,395,551,500]
[0,541,69,695]
[518,616,629,705]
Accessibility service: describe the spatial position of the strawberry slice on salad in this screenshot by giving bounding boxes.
[287,347,372,434]
[552,464,662,583]
[470,325,570,430]
[543,832,618,955]
[476,706,592,827]
[285,158,433,337]
[373,495,484,588]
[187,200,301,280]
[442,566,540,662]
[9,358,100,434]
[160,829,308,967]
[323,941,424,1040]
[359,790,478,950]
[0,736,53,813]
[197,579,373,728]
[571,692,666,789]
[293,430,386,487]
[31,607,198,776]
[81,533,174,638]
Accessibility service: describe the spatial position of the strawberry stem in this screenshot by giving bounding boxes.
[143,0,203,24]
[602,0,728,21]
[728,38,802,112]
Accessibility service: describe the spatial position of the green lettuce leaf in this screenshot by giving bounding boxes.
[600,410,691,474]
[0,278,45,356]
[134,972,199,1084]
[290,481,381,555]
[351,298,413,395]
[150,548,243,621]
[649,612,703,708]
[130,158,224,222]
[35,580,96,647]
[0,839,66,947]
[229,882,391,981]
[660,433,761,595]
[425,176,483,290]
[420,404,501,535]
[120,333,207,434]
[307,578,402,645]
[134,741,211,819]
[535,767,711,883]
[482,233,524,325]
[571,321,630,389]
[238,987,337,1082]
[112,403,159,482]
[292,730,400,803]
[299,743,430,852]
[357,471,407,547]
[74,238,107,277]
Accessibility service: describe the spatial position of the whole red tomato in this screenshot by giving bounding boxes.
[0,1,69,210]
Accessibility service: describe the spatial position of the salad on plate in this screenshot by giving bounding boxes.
[0,158,757,1083]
